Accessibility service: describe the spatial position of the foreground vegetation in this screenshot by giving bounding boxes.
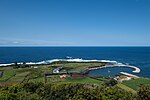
[0,82,150,100]
[122,78,150,90]
[0,82,135,100]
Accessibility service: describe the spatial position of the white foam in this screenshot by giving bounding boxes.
[26,62,36,65]
[0,58,120,66]
[43,58,118,63]
[66,56,72,59]
[0,63,13,66]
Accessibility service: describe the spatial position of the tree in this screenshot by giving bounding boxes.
[104,79,118,86]
[138,85,150,100]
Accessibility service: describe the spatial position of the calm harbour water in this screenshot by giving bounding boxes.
[0,47,150,77]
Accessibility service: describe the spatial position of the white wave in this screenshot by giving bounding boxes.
[100,60,117,63]
[66,56,72,59]
[0,63,13,67]
[0,58,120,67]
[43,58,118,63]
[26,62,36,65]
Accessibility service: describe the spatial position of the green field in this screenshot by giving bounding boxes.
[117,83,137,94]
[47,76,103,85]
[6,72,30,84]
[29,77,44,82]
[52,62,105,71]
[46,74,105,85]
[64,77,103,85]
[122,78,150,90]
[0,62,105,86]
[0,65,51,85]
[0,69,16,82]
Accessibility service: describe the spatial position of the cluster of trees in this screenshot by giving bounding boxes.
[138,85,150,100]
[0,82,149,100]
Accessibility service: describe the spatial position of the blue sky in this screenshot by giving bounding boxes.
[0,0,150,46]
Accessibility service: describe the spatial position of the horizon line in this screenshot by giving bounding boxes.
[0,45,150,47]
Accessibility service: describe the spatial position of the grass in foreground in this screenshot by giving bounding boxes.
[117,83,137,94]
[123,78,150,90]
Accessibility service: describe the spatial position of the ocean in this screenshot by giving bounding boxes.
[0,47,150,77]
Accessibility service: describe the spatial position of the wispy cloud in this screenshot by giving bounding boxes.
[0,38,74,46]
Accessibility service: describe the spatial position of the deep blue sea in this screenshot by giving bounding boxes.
[0,47,150,77]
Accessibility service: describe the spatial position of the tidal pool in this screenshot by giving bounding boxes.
[88,67,134,78]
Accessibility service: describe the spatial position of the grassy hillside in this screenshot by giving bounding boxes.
[117,83,137,94]
[122,78,150,90]
[64,77,103,84]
